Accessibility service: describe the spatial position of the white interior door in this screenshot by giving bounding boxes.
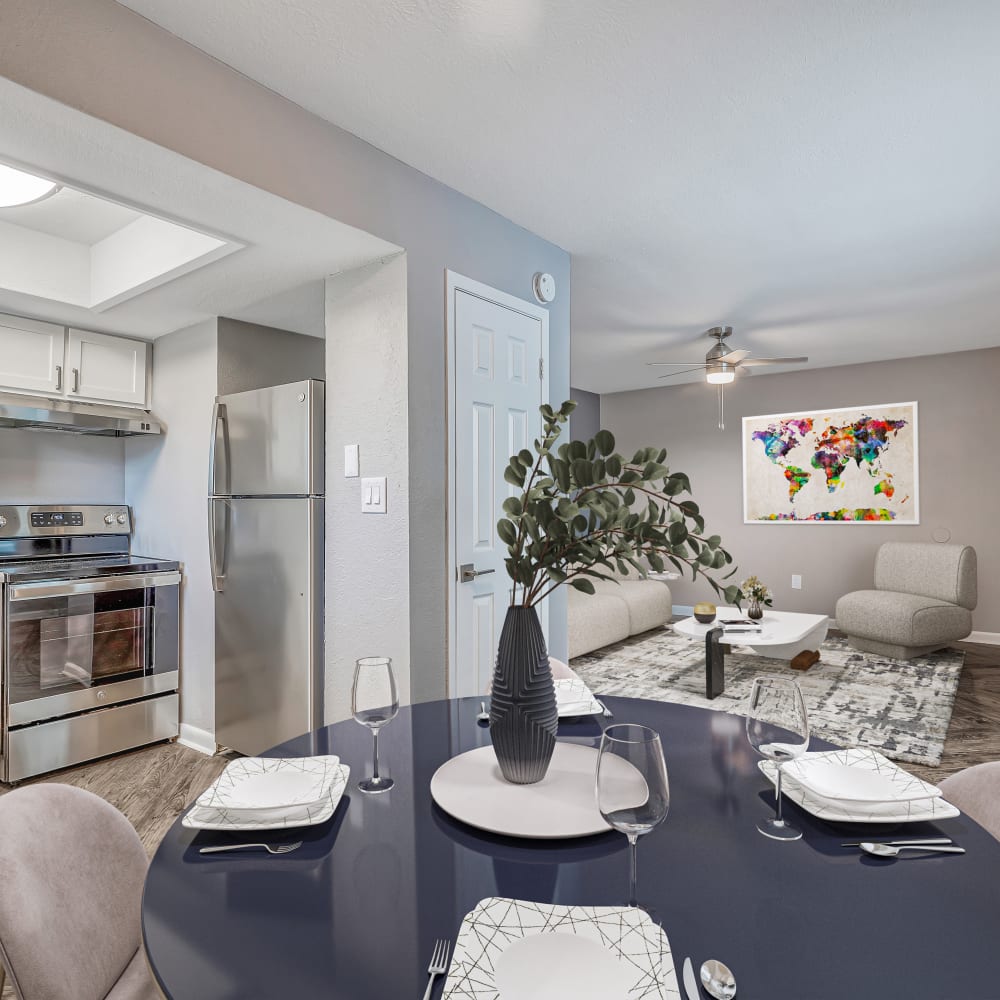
[451,279,548,699]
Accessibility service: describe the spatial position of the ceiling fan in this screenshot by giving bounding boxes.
[647,326,808,429]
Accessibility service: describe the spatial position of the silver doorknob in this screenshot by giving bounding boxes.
[460,564,496,583]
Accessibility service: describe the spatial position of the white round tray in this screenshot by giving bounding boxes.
[430,742,632,839]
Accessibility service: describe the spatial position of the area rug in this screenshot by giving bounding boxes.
[571,629,964,767]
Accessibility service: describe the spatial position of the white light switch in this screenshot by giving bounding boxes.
[362,476,387,514]
[791,575,802,590]
[344,444,360,478]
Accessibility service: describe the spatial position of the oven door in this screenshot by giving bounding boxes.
[5,572,180,726]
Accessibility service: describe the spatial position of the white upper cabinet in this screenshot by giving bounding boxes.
[67,328,148,407]
[0,313,66,396]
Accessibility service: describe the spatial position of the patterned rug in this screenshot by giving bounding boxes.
[571,629,964,767]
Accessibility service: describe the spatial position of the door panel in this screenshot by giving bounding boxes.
[215,497,323,755]
[454,290,546,698]
[214,380,324,497]
[0,313,64,396]
[67,328,147,406]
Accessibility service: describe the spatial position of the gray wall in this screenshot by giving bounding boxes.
[601,347,1000,632]
[0,431,124,503]
[217,318,325,395]
[0,0,572,694]
[125,320,219,747]
[324,258,410,721]
[569,387,601,443]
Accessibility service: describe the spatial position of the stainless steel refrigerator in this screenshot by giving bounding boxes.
[209,379,324,755]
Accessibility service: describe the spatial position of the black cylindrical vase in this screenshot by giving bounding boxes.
[489,605,558,784]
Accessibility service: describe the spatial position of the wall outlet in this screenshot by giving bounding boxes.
[791,574,802,590]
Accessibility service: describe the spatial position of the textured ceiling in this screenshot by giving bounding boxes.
[118,0,1000,390]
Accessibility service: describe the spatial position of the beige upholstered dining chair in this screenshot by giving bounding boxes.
[0,784,160,1000]
[939,762,1000,843]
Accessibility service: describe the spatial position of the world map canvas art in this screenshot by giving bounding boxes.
[742,401,918,524]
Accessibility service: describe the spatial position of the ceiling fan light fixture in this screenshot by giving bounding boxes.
[706,367,735,385]
[0,163,60,208]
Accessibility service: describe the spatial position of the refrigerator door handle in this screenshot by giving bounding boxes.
[208,400,231,497]
[208,499,230,593]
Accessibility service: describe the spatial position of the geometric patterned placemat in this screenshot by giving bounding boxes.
[442,897,680,999]
[573,630,963,767]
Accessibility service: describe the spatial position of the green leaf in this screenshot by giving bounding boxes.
[667,521,688,544]
[502,496,523,516]
[504,466,525,487]
[570,578,596,595]
[594,429,615,456]
[497,519,517,545]
[606,455,622,477]
[518,449,534,468]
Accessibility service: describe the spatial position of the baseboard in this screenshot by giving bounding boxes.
[673,605,694,617]
[966,631,1000,646]
[178,723,217,756]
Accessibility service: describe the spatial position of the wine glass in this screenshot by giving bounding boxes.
[352,657,399,794]
[746,676,810,840]
[596,724,670,907]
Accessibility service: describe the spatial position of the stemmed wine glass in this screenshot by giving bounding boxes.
[746,676,810,840]
[596,724,670,907]
[352,656,399,794]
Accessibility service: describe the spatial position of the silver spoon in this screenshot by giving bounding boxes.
[860,842,965,858]
[700,959,737,1000]
[476,701,490,724]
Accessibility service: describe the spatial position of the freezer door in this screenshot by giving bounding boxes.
[215,497,324,755]
[211,380,324,497]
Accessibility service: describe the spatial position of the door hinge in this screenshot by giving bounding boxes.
[538,357,544,380]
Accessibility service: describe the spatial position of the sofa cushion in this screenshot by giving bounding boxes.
[616,580,672,635]
[567,590,630,659]
[836,589,973,647]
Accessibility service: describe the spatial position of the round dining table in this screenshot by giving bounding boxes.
[142,697,1000,999]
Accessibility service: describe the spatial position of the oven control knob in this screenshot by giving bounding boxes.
[116,513,128,525]
[97,691,106,702]
[104,513,115,525]
[0,515,6,528]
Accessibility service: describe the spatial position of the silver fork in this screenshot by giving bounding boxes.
[422,938,451,1000]
[200,841,303,855]
[598,700,614,719]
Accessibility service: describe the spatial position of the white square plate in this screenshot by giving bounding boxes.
[441,897,680,999]
[195,755,342,815]
[760,749,958,824]
[785,752,941,804]
[555,678,603,718]
[184,760,350,831]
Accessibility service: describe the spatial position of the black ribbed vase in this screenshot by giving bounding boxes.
[489,605,558,784]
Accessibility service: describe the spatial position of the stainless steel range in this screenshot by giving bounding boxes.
[0,505,180,783]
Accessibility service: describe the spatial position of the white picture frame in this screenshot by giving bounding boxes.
[742,401,919,524]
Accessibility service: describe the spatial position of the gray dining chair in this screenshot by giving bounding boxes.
[939,761,1000,843]
[0,783,160,999]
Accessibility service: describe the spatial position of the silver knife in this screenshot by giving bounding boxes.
[683,956,701,1000]
[840,837,952,847]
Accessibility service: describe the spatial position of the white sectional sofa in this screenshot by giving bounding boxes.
[567,566,673,658]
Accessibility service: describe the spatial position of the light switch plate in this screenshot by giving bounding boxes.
[344,444,360,478]
[791,574,802,590]
[361,476,387,514]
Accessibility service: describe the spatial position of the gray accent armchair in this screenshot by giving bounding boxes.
[0,784,160,1000]
[835,542,977,660]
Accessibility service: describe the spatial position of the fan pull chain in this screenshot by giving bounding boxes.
[718,384,725,430]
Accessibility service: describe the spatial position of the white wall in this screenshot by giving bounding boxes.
[324,256,410,721]
[0,429,125,502]
[124,319,218,749]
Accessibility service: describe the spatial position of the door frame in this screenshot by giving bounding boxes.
[445,270,550,697]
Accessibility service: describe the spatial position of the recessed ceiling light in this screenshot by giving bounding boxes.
[0,164,60,208]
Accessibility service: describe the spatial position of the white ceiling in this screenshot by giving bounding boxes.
[1,188,141,244]
[118,0,1000,391]
[0,79,398,340]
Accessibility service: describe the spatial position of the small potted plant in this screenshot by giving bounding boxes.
[740,575,773,620]
[491,400,740,784]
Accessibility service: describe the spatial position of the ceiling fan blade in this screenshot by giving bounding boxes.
[656,366,709,379]
[646,361,710,367]
[739,356,809,367]
[717,349,750,364]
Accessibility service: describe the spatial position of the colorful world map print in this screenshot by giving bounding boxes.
[742,402,918,524]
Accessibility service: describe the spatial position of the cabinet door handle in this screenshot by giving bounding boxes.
[71,368,80,393]
[55,365,62,392]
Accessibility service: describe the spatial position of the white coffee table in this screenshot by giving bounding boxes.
[673,606,829,699]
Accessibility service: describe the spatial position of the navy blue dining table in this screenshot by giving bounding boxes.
[142,697,1000,999]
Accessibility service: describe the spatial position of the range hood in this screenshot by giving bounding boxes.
[0,390,161,436]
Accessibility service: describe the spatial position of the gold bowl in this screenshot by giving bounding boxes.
[693,602,717,624]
